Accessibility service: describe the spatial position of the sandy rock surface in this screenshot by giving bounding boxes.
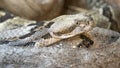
[0,27,120,68]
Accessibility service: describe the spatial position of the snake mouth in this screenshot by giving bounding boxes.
[49,31,81,39]
[49,27,90,39]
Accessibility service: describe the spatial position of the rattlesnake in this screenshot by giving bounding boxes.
[0,0,119,47]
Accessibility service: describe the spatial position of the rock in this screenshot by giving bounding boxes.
[0,27,120,68]
[0,0,64,21]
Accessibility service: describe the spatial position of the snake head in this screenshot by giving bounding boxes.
[48,13,95,39]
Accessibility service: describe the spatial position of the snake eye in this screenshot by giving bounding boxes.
[75,19,78,24]
[76,21,79,25]
[75,19,81,25]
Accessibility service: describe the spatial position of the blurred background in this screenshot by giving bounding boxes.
[0,0,120,20]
